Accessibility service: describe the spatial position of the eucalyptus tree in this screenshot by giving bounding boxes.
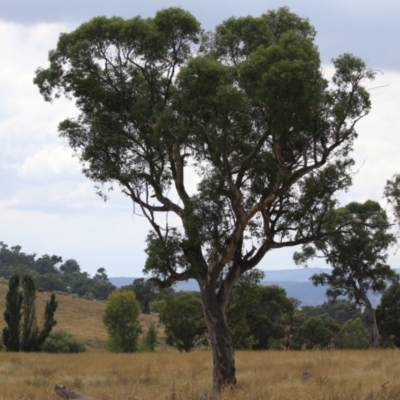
[294,201,397,348]
[34,7,374,393]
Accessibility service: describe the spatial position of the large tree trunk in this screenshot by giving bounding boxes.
[201,284,236,397]
[364,298,380,349]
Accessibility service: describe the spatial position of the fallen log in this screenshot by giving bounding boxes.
[54,385,98,400]
[54,384,211,400]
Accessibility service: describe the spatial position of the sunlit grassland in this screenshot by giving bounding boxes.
[0,350,399,399]
[0,284,161,351]
[1,284,400,399]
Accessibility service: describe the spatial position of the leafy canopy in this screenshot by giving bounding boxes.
[34,6,374,302]
[227,269,295,349]
[103,290,142,353]
[295,200,397,306]
[376,283,400,347]
[158,293,208,352]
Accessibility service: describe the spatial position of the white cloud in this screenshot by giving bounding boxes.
[0,20,77,146]
[341,70,400,204]
[16,145,81,181]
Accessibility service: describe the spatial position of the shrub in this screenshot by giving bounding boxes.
[103,291,142,352]
[336,318,370,349]
[376,283,400,348]
[42,330,86,353]
[138,321,158,352]
[159,293,208,352]
[0,277,8,285]
[293,317,333,349]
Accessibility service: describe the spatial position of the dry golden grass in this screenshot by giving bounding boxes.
[0,350,400,399]
[0,284,161,351]
[1,284,400,399]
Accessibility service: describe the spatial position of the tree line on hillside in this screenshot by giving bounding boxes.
[0,242,115,300]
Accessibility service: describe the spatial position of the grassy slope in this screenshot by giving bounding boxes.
[0,284,160,350]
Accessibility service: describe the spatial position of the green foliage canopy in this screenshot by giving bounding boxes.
[103,290,142,352]
[301,300,364,325]
[123,278,159,314]
[227,270,295,349]
[295,200,397,349]
[376,283,400,348]
[293,317,333,350]
[43,329,86,353]
[34,7,374,291]
[336,318,370,349]
[141,321,158,352]
[2,273,58,352]
[2,273,23,351]
[158,293,208,352]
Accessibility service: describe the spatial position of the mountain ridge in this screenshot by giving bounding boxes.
[109,267,333,288]
[110,268,399,307]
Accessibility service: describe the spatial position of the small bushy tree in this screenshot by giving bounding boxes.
[293,317,333,349]
[376,283,400,347]
[129,278,158,314]
[146,321,158,351]
[103,291,142,352]
[336,318,370,349]
[159,293,208,352]
[227,270,294,349]
[141,321,158,352]
[281,311,305,350]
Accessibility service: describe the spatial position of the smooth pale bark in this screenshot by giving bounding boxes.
[364,297,380,349]
[201,284,236,396]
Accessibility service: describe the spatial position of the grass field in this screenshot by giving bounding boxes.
[1,284,400,399]
[0,350,400,399]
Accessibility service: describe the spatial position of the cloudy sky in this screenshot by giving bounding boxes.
[1,0,399,278]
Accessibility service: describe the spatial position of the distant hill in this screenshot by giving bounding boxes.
[109,268,331,289]
[263,267,331,282]
[110,267,399,306]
